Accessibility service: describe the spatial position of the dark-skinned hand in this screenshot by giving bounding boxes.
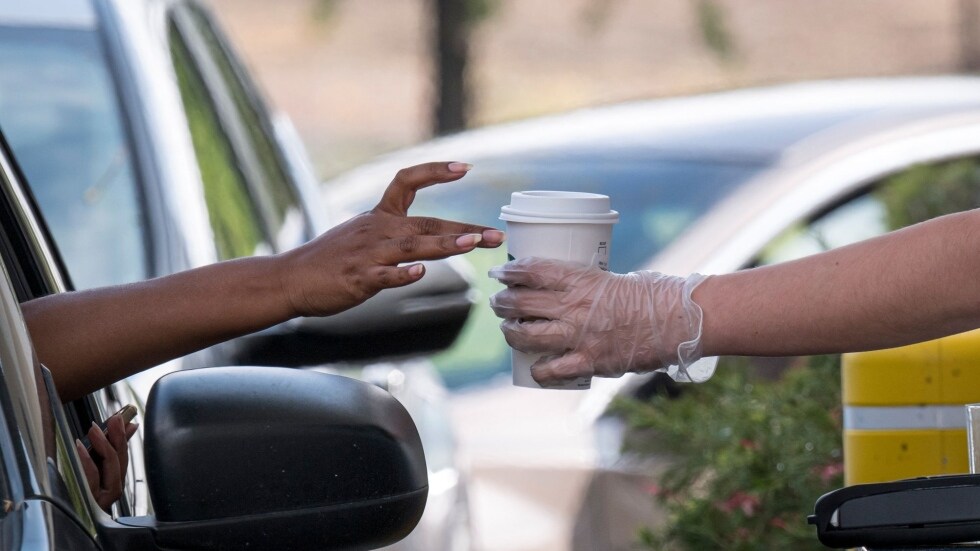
[75,413,139,513]
[279,162,505,317]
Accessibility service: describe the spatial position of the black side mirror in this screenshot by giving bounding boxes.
[102,366,427,551]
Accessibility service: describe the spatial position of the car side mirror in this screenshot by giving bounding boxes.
[100,366,428,551]
[224,259,473,366]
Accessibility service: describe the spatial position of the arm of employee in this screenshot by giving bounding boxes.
[25,162,505,402]
[489,208,980,386]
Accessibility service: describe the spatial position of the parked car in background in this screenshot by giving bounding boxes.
[0,0,470,548]
[322,76,980,549]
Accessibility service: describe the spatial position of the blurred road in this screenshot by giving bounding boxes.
[450,381,594,551]
[450,380,666,551]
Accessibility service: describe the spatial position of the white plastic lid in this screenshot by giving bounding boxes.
[499,191,620,224]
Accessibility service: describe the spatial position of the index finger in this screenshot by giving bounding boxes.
[488,257,591,289]
[375,162,473,216]
[404,216,505,248]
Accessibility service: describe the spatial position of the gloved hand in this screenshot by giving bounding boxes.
[489,257,713,387]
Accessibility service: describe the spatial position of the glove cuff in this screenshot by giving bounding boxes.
[667,274,717,383]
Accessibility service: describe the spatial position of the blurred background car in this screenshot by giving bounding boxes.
[0,0,471,548]
[321,77,980,549]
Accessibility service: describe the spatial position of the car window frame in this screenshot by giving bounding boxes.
[0,128,138,524]
[168,1,313,252]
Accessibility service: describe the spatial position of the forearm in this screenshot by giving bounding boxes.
[20,162,501,402]
[696,209,980,357]
[23,256,293,401]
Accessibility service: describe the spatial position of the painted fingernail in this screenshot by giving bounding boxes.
[482,229,506,244]
[409,264,425,277]
[447,162,473,173]
[456,233,483,248]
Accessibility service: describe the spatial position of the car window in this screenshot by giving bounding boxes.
[0,26,148,289]
[756,155,980,265]
[168,20,267,261]
[173,4,308,252]
[0,142,101,534]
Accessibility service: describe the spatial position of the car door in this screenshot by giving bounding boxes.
[0,130,114,549]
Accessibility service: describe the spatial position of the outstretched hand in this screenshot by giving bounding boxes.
[279,162,505,317]
[489,257,708,386]
[75,414,139,513]
[25,161,507,403]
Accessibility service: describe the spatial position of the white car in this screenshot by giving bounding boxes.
[322,76,980,549]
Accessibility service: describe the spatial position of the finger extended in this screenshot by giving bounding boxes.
[488,257,588,290]
[500,318,576,354]
[376,162,471,216]
[531,352,593,387]
[489,288,566,320]
[384,233,489,263]
[369,264,426,292]
[404,216,505,247]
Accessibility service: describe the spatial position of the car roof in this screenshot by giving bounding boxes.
[0,0,96,29]
[325,76,980,207]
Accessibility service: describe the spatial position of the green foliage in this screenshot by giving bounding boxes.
[611,355,843,550]
[874,157,980,231]
[466,0,500,24]
[696,0,736,62]
[311,0,338,24]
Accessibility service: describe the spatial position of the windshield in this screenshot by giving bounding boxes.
[0,26,147,289]
[348,153,762,387]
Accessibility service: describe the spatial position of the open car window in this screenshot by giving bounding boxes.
[0,24,149,289]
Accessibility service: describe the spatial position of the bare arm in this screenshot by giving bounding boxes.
[696,208,980,357]
[23,163,504,401]
[489,209,980,386]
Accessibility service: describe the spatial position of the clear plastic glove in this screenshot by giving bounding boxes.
[488,257,714,387]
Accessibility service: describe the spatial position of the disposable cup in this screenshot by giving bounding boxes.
[499,191,619,390]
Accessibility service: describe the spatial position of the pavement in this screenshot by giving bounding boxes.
[449,379,666,551]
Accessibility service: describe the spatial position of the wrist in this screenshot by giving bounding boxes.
[691,273,725,358]
[270,250,305,319]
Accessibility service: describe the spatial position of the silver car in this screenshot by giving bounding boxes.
[0,0,471,548]
[322,76,980,549]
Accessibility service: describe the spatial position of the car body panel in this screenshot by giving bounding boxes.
[0,132,108,549]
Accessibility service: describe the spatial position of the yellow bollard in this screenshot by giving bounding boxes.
[843,329,980,486]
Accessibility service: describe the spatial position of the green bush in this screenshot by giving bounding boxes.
[611,355,843,550]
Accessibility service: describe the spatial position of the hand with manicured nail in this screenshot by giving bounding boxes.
[24,162,505,401]
[279,162,506,317]
[75,413,139,513]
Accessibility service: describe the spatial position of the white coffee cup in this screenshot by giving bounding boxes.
[499,191,620,390]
